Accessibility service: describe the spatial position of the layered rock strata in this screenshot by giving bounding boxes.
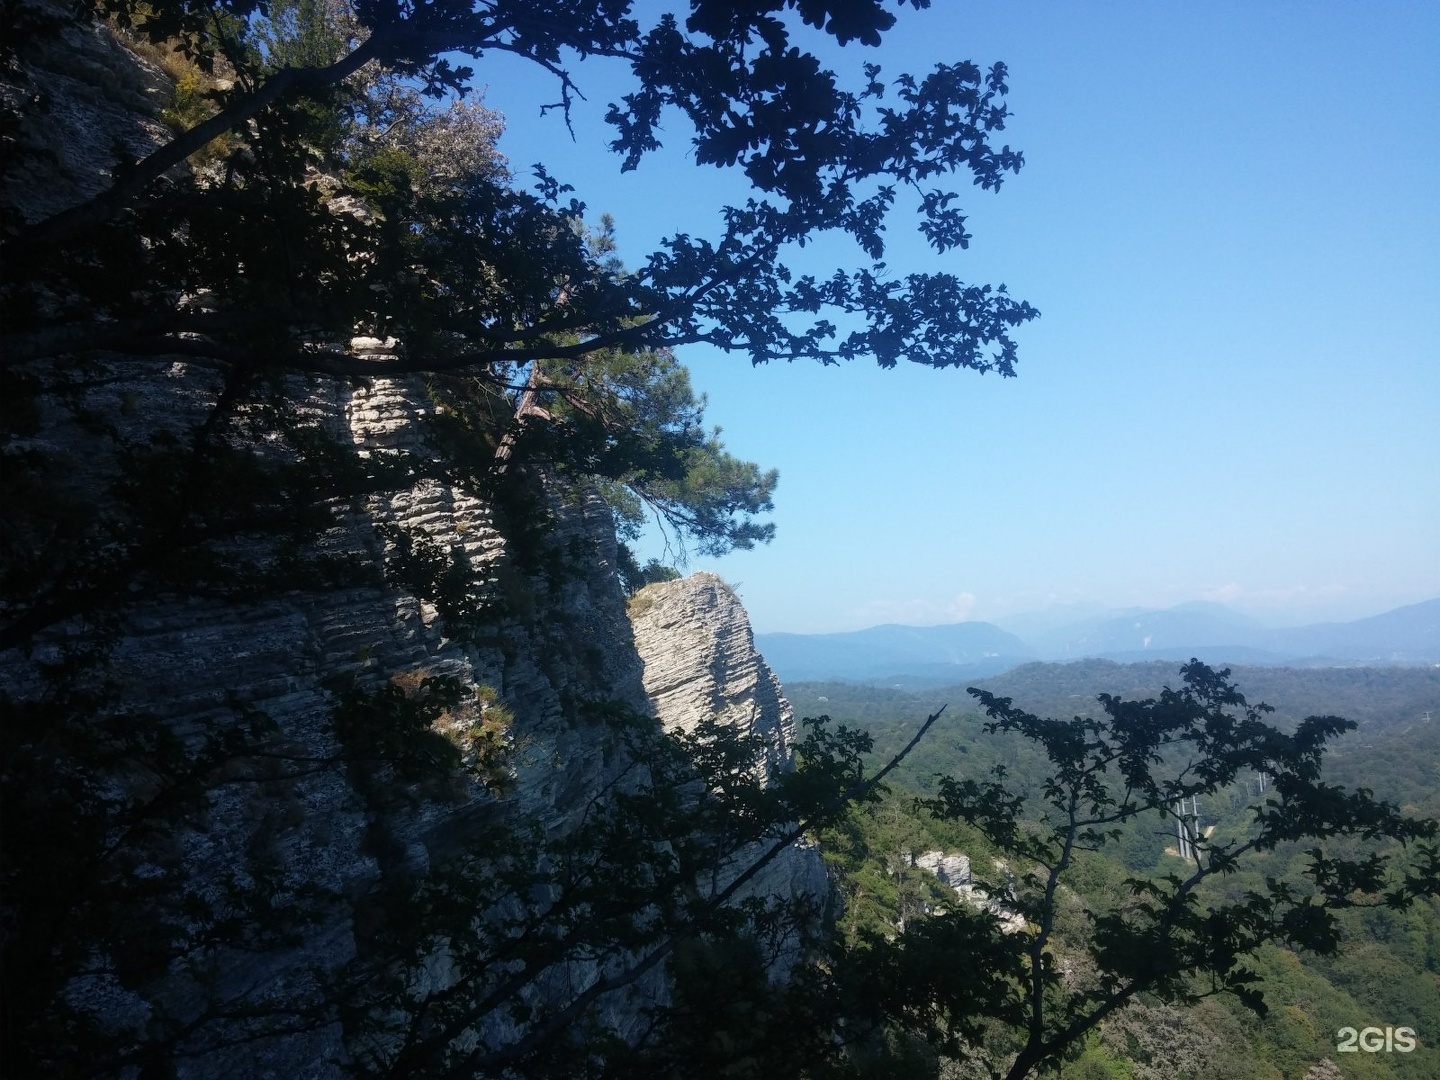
[1,1,174,223]
[628,573,796,777]
[3,360,657,1075]
[629,573,830,945]
[2,17,827,1074]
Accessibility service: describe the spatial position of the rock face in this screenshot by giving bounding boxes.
[3,362,659,1075]
[6,384,820,1075]
[2,19,827,1074]
[629,573,797,780]
[915,851,972,888]
[629,573,831,946]
[915,850,1026,934]
[1,1,174,223]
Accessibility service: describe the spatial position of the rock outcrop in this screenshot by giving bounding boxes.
[5,382,817,1076]
[2,18,826,1074]
[1,2,174,223]
[914,849,1027,934]
[629,572,797,780]
[915,850,972,889]
[2,361,659,1074]
[629,573,831,937]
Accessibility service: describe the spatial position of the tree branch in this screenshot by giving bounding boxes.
[445,706,949,1077]
[4,24,393,254]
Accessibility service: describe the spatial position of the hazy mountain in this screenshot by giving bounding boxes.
[754,621,1035,684]
[1033,605,1272,659]
[758,600,1440,686]
[1267,598,1440,664]
[990,602,1137,640]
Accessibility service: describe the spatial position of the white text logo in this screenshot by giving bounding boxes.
[1337,1027,1417,1053]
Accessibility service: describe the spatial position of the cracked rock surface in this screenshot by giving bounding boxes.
[630,573,830,935]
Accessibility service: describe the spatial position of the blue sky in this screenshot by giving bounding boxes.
[475,2,1439,634]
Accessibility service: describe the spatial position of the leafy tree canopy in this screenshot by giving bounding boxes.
[2,0,1039,578]
[4,0,1038,381]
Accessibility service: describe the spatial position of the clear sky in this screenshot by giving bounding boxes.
[474,1,1439,634]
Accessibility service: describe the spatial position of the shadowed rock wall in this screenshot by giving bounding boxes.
[1,17,825,1074]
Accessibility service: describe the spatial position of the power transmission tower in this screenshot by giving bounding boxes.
[1174,795,1201,860]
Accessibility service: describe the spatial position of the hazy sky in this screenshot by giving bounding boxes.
[476,2,1439,633]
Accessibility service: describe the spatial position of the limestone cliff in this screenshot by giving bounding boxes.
[5,379,825,1075]
[630,573,830,925]
[629,573,797,780]
[2,357,663,1073]
[0,19,825,1075]
[0,4,174,224]
[914,850,1026,934]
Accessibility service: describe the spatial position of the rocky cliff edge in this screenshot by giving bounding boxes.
[630,573,830,923]
[0,18,826,1072]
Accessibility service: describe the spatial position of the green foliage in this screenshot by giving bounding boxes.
[331,671,471,784]
[514,346,780,558]
[819,789,977,941]
[1067,1034,1134,1080]
[10,4,1436,1079]
[617,545,681,596]
[327,705,885,1079]
[808,663,1440,1080]
[11,0,1038,380]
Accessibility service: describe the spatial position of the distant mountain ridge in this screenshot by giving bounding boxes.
[755,599,1440,686]
[753,621,1035,684]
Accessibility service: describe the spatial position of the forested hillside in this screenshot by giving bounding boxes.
[795,663,1440,1079]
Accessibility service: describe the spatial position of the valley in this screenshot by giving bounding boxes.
[790,662,1440,1079]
